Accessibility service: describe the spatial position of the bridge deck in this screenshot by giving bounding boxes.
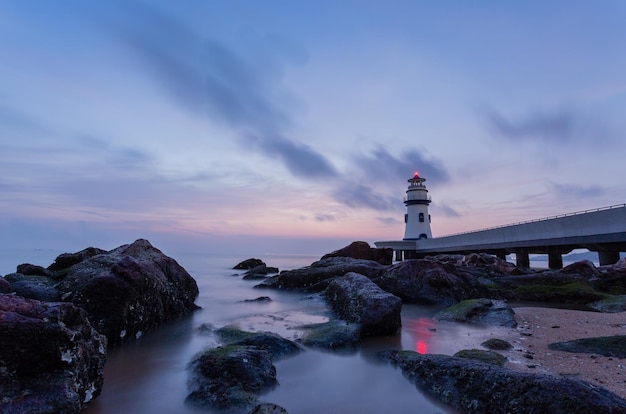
[375,204,626,268]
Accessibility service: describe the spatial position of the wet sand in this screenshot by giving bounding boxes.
[446,307,626,399]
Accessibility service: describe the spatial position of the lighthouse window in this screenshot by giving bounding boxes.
[429,214,431,223]
[419,213,424,223]
[404,214,408,223]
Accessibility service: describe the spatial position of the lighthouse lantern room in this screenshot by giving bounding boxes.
[403,171,432,240]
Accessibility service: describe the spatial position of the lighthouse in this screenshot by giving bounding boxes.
[403,171,432,240]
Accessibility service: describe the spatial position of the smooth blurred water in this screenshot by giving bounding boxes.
[3,251,467,413]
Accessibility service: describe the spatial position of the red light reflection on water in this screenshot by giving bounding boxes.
[409,318,436,354]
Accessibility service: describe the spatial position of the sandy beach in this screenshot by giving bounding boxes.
[448,307,626,399]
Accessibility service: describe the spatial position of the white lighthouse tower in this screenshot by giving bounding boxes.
[403,171,432,240]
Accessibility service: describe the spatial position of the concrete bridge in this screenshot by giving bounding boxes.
[375,204,626,269]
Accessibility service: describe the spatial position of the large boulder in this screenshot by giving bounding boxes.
[321,241,393,265]
[186,329,300,411]
[325,272,402,337]
[372,259,489,306]
[187,345,277,411]
[382,351,626,414]
[54,239,199,347]
[255,257,387,292]
[0,294,107,414]
[434,298,517,328]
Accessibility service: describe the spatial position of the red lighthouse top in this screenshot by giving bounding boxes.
[408,171,425,184]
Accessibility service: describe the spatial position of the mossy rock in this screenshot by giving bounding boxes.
[299,320,361,351]
[589,295,626,313]
[435,298,517,327]
[512,281,610,304]
[549,335,626,358]
[215,325,258,343]
[454,349,508,366]
[481,338,513,350]
[215,326,302,359]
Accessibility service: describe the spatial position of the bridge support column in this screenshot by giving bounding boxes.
[548,253,563,270]
[598,251,620,266]
[516,251,530,268]
[395,250,403,261]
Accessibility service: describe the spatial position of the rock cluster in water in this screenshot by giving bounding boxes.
[238,242,626,413]
[1,239,199,413]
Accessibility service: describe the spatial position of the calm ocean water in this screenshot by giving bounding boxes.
[2,250,531,413]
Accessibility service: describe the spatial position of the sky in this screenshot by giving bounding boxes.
[1,0,625,256]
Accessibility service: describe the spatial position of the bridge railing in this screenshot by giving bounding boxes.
[436,203,626,239]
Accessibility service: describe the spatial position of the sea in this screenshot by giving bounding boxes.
[1,249,574,414]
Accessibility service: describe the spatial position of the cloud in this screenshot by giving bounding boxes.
[101,1,337,180]
[482,106,613,145]
[0,104,55,137]
[550,182,605,199]
[332,183,399,211]
[315,213,336,222]
[354,147,449,185]
[434,203,461,218]
[253,134,338,178]
[377,216,402,226]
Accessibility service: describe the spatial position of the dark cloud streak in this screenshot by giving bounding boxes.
[355,147,450,185]
[482,106,613,145]
[100,1,337,180]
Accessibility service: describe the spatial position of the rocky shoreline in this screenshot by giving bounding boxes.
[2,239,626,413]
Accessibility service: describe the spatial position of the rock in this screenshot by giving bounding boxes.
[0,294,107,414]
[560,260,601,277]
[299,320,361,351]
[241,296,273,303]
[481,338,513,350]
[249,403,289,414]
[589,295,626,313]
[186,328,300,410]
[47,247,107,274]
[382,350,626,414]
[434,298,517,328]
[372,259,490,306]
[325,272,402,337]
[321,241,393,265]
[549,335,626,358]
[255,257,387,293]
[243,265,279,280]
[457,253,525,276]
[4,273,61,302]
[186,345,277,411]
[453,349,508,366]
[492,271,609,304]
[234,258,266,270]
[591,264,626,294]
[0,277,10,293]
[215,326,302,360]
[54,239,199,347]
[16,263,54,277]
